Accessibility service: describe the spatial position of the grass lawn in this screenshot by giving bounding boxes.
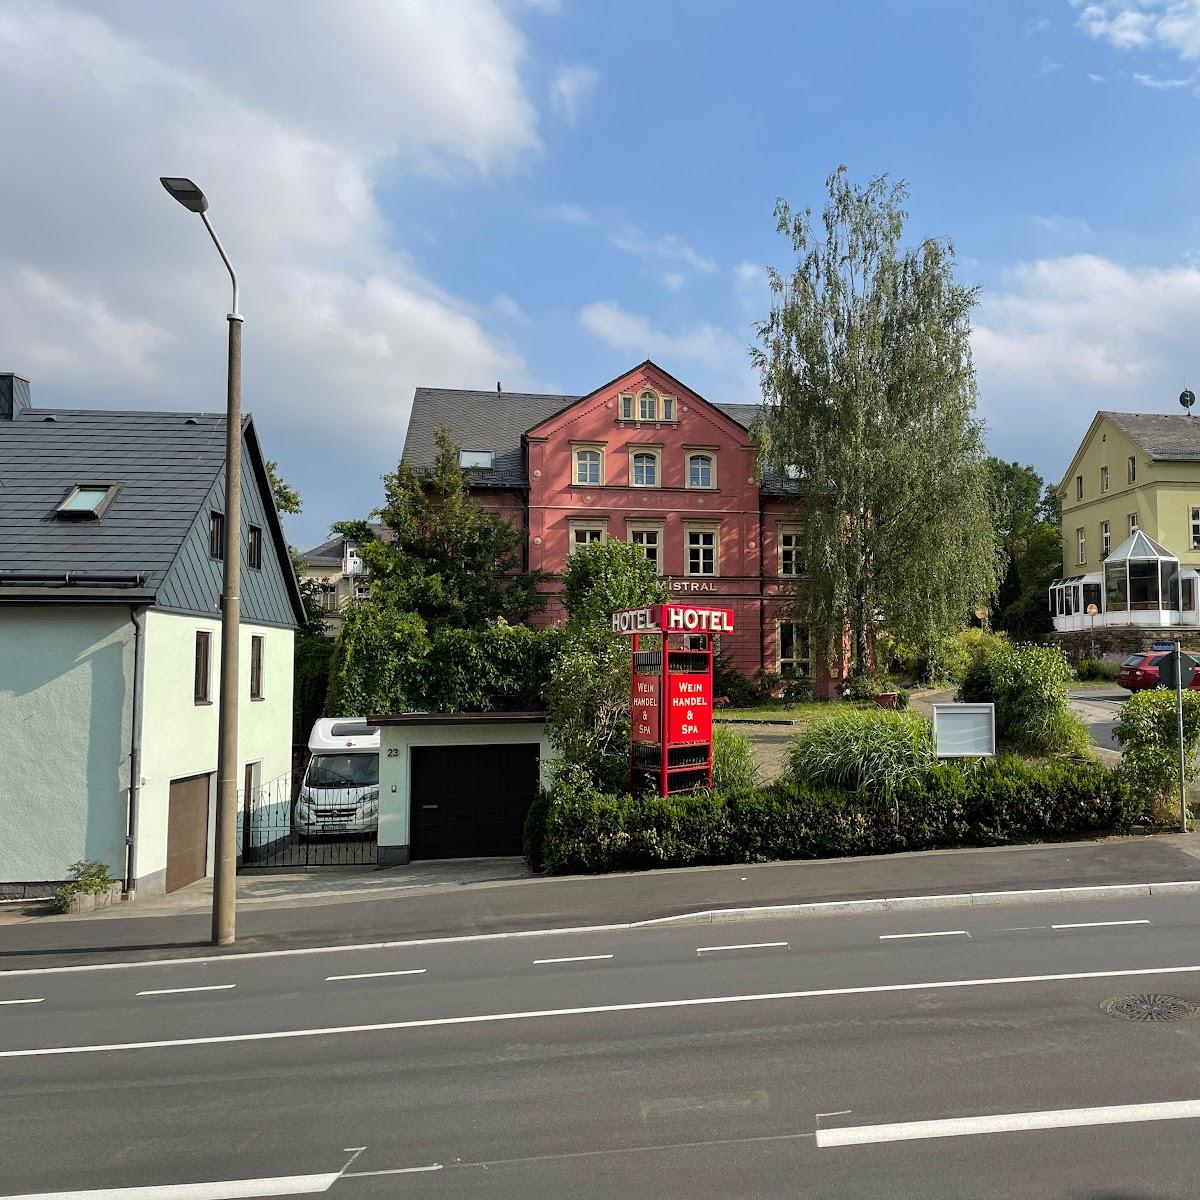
[716,700,874,725]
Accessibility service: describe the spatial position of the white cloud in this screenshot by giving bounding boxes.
[1038,54,1064,74]
[544,201,595,225]
[662,272,686,292]
[549,63,599,127]
[608,228,717,273]
[1074,1,1200,58]
[0,0,545,543]
[972,253,1200,472]
[1026,15,1054,35]
[1033,213,1094,236]
[492,294,531,323]
[579,301,747,377]
[733,261,771,317]
[1133,70,1194,85]
[1088,71,1108,80]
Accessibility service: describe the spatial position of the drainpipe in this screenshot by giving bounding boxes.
[125,606,147,899]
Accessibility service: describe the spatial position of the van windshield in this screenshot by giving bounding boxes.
[306,753,378,789]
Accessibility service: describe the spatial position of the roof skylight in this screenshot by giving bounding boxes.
[56,483,120,520]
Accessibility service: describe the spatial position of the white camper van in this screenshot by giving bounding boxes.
[295,718,380,837]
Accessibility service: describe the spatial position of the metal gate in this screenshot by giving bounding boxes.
[238,771,378,870]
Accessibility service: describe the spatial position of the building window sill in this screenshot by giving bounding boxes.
[194,699,213,707]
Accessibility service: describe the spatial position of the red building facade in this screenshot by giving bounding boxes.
[403,361,846,696]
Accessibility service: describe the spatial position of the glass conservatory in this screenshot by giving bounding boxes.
[1050,531,1200,632]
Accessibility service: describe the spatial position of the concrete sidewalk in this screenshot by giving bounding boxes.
[3,833,1199,969]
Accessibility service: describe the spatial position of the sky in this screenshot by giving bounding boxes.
[2,0,1200,549]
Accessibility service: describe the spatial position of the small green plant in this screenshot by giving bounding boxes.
[788,707,934,795]
[52,861,114,912]
[1113,690,1200,824]
[712,725,758,796]
[1076,656,1121,683]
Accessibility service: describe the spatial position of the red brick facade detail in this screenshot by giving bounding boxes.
[469,363,847,697]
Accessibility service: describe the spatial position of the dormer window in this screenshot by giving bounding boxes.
[56,482,120,520]
[459,450,494,470]
[638,391,657,421]
[619,390,676,423]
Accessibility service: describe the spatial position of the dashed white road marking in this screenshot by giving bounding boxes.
[8,961,1200,1060]
[0,1171,341,1197]
[136,984,237,997]
[879,931,969,941]
[1051,920,1151,931]
[532,955,614,965]
[324,969,427,982]
[343,1165,444,1178]
[816,1098,1200,1148]
[0,998,44,1007]
[695,942,788,954]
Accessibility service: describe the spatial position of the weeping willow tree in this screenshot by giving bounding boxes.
[752,167,1002,679]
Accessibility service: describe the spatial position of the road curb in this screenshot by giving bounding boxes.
[637,880,1200,926]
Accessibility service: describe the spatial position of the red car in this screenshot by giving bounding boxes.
[1117,652,1200,692]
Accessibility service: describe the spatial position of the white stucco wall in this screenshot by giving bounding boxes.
[136,611,294,894]
[376,720,555,862]
[0,607,135,887]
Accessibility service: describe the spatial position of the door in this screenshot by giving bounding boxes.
[166,773,211,892]
[409,743,539,859]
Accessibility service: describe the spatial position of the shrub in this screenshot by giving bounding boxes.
[1076,656,1121,683]
[840,670,890,701]
[788,707,934,795]
[53,860,114,913]
[878,627,1007,685]
[559,539,666,626]
[1113,690,1200,824]
[713,725,758,796]
[538,756,1141,874]
[714,649,773,706]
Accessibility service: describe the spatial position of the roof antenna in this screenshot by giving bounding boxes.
[497,381,502,395]
[1181,387,1195,418]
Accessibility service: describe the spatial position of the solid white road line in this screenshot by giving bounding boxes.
[324,969,427,982]
[879,931,969,941]
[0,1171,341,1198]
[8,961,1200,1060]
[0,998,44,1006]
[342,1165,444,1178]
[532,955,614,965]
[1051,920,1151,931]
[136,985,237,997]
[695,942,788,954]
[815,1098,1200,1148]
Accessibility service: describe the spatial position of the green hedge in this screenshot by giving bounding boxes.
[530,756,1142,874]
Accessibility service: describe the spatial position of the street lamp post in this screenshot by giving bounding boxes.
[160,177,243,946]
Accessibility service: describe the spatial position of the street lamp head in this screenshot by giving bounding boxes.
[159,176,209,214]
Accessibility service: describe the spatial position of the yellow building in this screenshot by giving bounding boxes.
[1052,411,1200,650]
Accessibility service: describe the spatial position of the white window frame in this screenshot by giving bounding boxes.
[627,523,663,573]
[619,394,633,420]
[569,519,607,552]
[1191,507,1200,551]
[459,449,495,470]
[1101,464,1109,493]
[661,395,676,421]
[1128,512,1139,537]
[1100,520,1110,557]
[1075,475,1084,501]
[685,525,719,577]
[1128,456,1137,484]
[777,621,811,679]
[572,444,605,486]
[779,527,804,577]
[638,390,658,421]
[1077,527,1086,565]
[687,451,716,490]
[629,447,661,488]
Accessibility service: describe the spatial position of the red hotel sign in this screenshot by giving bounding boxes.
[611,603,736,636]
[668,672,711,743]
[631,673,660,743]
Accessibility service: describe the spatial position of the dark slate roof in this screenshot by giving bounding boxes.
[1102,411,1200,461]
[0,403,305,622]
[401,388,791,491]
[301,522,389,566]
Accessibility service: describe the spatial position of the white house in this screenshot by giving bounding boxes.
[0,374,305,899]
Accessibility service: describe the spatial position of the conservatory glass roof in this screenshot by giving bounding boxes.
[1104,530,1177,563]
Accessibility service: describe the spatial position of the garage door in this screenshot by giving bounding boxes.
[166,773,211,892]
[410,743,539,859]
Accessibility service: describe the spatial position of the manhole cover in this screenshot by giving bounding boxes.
[1100,994,1200,1022]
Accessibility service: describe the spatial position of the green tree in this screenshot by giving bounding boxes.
[265,459,302,515]
[751,167,1003,678]
[560,539,667,626]
[987,458,1045,614]
[348,426,547,629]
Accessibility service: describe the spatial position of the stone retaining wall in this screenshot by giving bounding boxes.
[1052,627,1200,663]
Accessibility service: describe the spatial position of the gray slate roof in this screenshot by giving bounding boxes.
[0,401,304,623]
[301,522,389,566]
[401,387,783,491]
[1102,411,1200,461]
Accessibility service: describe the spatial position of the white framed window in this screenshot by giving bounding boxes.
[661,395,676,421]
[630,449,660,488]
[1128,456,1137,484]
[687,452,715,489]
[686,527,718,576]
[1101,520,1110,557]
[779,529,803,577]
[1075,475,1084,501]
[1077,527,1086,565]
[1191,507,1200,551]
[1128,512,1139,537]
[619,394,633,420]
[570,520,607,551]
[1100,465,1109,493]
[638,390,658,421]
[572,445,604,486]
[777,622,811,679]
[628,526,661,572]
[459,450,494,470]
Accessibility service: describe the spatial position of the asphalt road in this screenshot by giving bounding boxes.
[5,893,1200,1198]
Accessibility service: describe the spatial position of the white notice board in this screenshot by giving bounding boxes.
[932,703,996,758]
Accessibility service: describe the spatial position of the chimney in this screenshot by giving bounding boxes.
[0,374,31,421]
